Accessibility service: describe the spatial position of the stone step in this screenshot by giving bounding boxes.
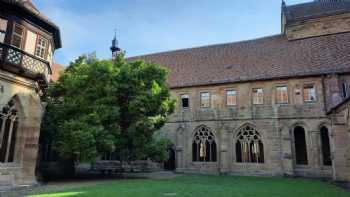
[0,174,14,188]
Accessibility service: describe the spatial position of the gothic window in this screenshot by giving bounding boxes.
[235,125,264,163]
[320,126,332,166]
[294,126,308,165]
[192,125,217,162]
[0,100,19,163]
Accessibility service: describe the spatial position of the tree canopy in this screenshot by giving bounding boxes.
[41,54,175,163]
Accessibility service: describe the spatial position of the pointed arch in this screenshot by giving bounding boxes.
[319,125,332,166]
[235,123,264,163]
[293,125,308,165]
[192,125,217,162]
[0,99,19,162]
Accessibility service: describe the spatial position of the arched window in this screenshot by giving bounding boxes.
[192,125,217,162]
[320,126,332,166]
[0,100,18,163]
[294,126,308,165]
[235,125,264,163]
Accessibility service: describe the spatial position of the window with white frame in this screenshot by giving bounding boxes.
[11,23,24,48]
[226,89,237,106]
[276,86,288,104]
[303,84,316,102]
[200,92,210,108]
[35,35,48,59]
[252,88,264,105]
[0,18,7,43]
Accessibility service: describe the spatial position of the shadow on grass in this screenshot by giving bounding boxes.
[28,192,85,197]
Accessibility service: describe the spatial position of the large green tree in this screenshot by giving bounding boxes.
[41,54,175,163]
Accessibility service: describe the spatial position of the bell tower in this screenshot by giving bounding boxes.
[110,29,121,59]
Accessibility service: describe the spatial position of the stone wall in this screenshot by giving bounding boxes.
[329,102,350,182]
[158,76,337,178]
[285,13,350,40]
[0,70,43,186]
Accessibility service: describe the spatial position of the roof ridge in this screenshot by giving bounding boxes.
[127,34,283,59]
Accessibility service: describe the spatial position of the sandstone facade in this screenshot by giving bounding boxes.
[0,0,61,187]
[130,0,350,182]
[158,76,335,177]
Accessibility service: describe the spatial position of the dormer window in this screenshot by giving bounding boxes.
[35,35,48,59]
[0,18,7,43]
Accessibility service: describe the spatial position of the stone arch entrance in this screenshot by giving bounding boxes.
[320,126,332,166]
[293,126,308,165]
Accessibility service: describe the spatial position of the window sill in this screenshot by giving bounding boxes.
[303,101,317,104]
[295,164,310,168]
[234,162,265,165]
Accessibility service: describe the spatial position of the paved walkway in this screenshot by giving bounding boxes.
[0,171,180,197]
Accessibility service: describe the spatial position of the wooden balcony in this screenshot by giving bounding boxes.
[0,42,51,88]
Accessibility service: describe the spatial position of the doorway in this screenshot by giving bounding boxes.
[164,148,175,171]
[293,126,308,165]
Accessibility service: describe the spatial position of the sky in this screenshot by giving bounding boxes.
[33,0,311,66]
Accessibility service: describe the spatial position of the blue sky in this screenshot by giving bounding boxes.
[33,0,311,66]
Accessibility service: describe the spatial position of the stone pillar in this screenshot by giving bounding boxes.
[331,124,350,181]
[281,127,294,176]
[175,126,185,173]
[219,129,229,174]
[19,113,41,185]
[175,146,184,173]
[311,130,321,174]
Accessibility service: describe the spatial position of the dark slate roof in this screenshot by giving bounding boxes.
[284,0,350,24]
[0,0,62,49]
[127,32,350,88]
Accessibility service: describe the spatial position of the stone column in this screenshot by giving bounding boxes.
[175,126,185,173]
[311,130,321,174]
[331,124,350,181]
[175,146,184,173]
[219,129,229,174]
[281,127,294,176]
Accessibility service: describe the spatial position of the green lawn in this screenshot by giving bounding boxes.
[28,175,349,197]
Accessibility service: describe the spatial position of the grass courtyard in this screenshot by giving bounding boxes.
[25,175,349,197]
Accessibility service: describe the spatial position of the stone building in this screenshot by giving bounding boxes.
[0,0,61,187]
[129,0,350,182]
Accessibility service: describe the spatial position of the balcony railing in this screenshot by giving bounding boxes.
[0,42,51,88]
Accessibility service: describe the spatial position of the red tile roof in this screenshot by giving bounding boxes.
[285,0,350,24]
[50,63,64,82]
[128,33,350,88]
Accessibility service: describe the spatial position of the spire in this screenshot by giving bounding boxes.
[110,29,121,59]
